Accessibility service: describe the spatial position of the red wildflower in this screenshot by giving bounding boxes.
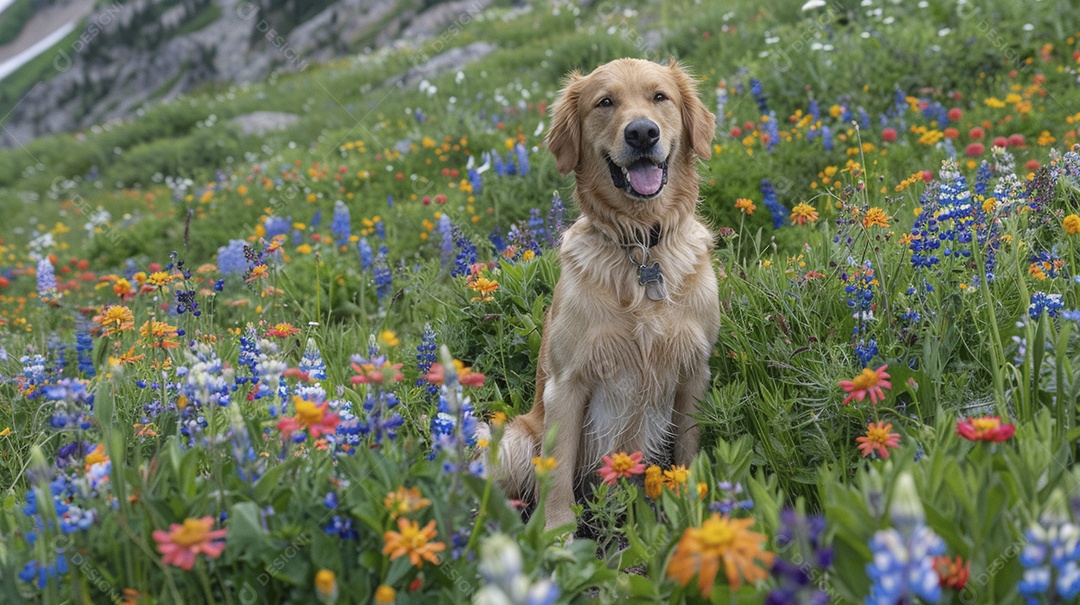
[956,416,1015,442]
[934,555,970,590]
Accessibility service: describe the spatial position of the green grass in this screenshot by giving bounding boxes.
[0,0,34,46]
[1,0,1080,602]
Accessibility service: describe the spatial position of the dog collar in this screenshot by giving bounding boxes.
[623,224,666,301]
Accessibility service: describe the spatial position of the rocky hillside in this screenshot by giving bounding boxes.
[0,0,492,147]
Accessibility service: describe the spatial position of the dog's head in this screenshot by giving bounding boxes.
[546,59,715,223]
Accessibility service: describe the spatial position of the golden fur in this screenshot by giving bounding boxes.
[493,58,721,530]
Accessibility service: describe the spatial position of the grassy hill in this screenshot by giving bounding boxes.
[2,0,1080,602]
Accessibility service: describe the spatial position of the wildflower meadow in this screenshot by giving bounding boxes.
[4,0,1080,603]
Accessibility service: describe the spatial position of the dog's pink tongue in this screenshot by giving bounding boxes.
[627,164,663,196]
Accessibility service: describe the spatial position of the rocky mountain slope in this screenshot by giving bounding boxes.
[0,0,491,147]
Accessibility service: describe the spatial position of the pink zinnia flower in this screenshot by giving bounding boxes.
[856,421,901,459]
[153,517,227,571]
[598,451,647,484]
[839,365,892,405]
[957,416,1015,442]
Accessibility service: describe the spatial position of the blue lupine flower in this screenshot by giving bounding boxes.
[416,324,439,399]
[515,143,530,176]
[373,246,392,301]
[866,471,945,605]
[1030,291,1064,319]
[75,331,94,378]
[477,533,561,605]
[469,168,483,196]
[358,237,373,271]
[37,258,57,301]
[489,228,506,256]
[438,215,455,269]
[761,179,789,229]
[299,338,327,380]
[324,515,358,539]
[821,125,833,152]
[858,107,871,129]
[768,508,832,605]
[217,239,248,276]
[19,354,48,400]
[43,378,94,430]
[331,200,351,246]
[1019,499,1080,605]
[264,216,291,240]
[491,149,506,176]
[866,526,945,604]
[709,481,755,515]
[751,79,768,114]
[809,99,820,121]
[452,227,477,277]
[765,111,780,153]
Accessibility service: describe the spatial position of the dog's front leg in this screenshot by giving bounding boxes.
[542,378,588,531]
[672,362,708,466]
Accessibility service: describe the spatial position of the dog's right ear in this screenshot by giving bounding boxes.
[546,71,585,176]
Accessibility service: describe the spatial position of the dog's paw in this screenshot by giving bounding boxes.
[544,507,577,534]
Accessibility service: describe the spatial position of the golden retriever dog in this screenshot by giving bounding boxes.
[494,58,721,530]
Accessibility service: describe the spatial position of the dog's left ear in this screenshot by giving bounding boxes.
[669,59,716,160]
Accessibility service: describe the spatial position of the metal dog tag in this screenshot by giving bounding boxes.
[638,262,667,301]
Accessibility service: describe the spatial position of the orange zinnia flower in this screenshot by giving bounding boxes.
[140,321,181,348]
[664,464,691,495]
[790,202,819,226]
[384,487,431,519]
[862,207,890,228]
[735,198,756,215]
[94,305,135,335]
[644,465,664,499]
[382,518,445,568]
[666,513,774,595]
[152,517,227,571]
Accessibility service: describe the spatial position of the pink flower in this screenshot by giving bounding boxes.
[152,517,226,571]
[957,416,1016,442]
[839,365,892,405]
[598,451,647,484]
[856,421,901,459]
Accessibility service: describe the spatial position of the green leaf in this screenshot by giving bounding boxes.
[225,502,269,564]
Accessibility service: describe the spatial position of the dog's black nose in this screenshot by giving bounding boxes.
[624,119,660,151]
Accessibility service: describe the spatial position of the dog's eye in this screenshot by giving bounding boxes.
[596,97,613,108]
[654,92,669,102]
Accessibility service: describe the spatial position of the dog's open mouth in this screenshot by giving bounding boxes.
[607,156,669,199]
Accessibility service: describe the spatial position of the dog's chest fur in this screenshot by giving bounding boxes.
[549,217,717,467]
